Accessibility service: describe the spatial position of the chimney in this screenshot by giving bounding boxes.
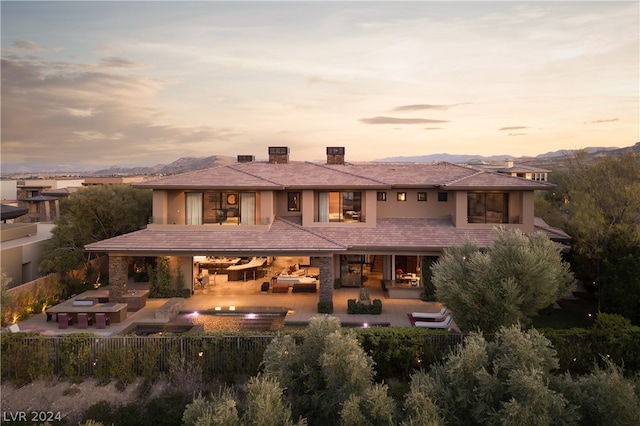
[237,155,255,163]
[506,159,514,168]
[326,146,345,165]
[268,146,289,164]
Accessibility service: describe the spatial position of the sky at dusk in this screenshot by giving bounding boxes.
[1,1,638,169]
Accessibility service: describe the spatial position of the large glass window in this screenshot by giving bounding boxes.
[467,192,509,224]
[317,191,362,222]
[186,191,255,225]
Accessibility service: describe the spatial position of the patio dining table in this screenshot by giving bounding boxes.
[46,299,128,325]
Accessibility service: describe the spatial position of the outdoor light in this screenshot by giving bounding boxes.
[246,313,257,319]
[215,306,222,311]
[229,305,235,311]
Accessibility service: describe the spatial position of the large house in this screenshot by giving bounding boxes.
[85,146,569,305]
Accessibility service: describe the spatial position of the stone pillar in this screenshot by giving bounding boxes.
[108,255,128,303]
[318,256,333,304]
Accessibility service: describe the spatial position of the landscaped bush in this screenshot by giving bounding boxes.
[149,257,187,298]
[354,327,444,381]
[347,299,382,314]
[318,301,333,314]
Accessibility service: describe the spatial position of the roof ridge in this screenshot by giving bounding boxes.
[441,169,484,186]
[306,161,389,186]
[228,164,285,187]
[274,216,348,248]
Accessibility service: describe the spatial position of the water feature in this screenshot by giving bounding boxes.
[173,306,289,332]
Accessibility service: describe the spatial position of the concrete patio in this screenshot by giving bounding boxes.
[12,273,457,336]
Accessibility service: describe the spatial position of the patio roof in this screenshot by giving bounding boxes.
[84,216,569,257]
[84,217,348,256]
[1,204,29,221]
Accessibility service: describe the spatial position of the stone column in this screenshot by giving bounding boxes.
[108,255,128,303]
[318,256,333,304]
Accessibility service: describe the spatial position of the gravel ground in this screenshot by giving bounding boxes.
[1,377,170,425]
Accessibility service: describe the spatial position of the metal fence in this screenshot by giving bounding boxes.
[1,334,276,381]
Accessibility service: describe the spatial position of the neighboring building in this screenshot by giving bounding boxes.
[494,159,550,182]
[85,146,568,305]
[83,176,146,186]
[13,178,85,223]
[1,221,55,288]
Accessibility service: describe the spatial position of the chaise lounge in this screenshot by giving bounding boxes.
[411,306,449,320]
[414,314,454,330]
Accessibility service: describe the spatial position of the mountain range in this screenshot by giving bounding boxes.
[2,143,638,177]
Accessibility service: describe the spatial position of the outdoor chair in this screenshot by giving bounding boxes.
[414,314,454,330]
[45,305,56,322]
[77,313,93,329]
[95,313,110,329]
[58,313,72,329]
[411,306,449,320]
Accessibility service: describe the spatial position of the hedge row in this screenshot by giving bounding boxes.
[3,318,639,387]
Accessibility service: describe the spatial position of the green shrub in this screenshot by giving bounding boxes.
[318,301,334,314]
[355,327,436,381]
[347,299,382,314]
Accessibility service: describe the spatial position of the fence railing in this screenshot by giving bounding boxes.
[1,332,597,386]
[1,334,276,384]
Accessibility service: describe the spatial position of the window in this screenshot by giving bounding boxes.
[417,192,427,201]
[317,191,362,222]
[288,192,300,211]
[186,193,203,225]
[438,192,448,202]
[467,192,509,224]
[191,191,256,225]
[377,191,386,201]
[397,192,407,201]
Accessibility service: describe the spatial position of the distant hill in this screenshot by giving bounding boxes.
[92,155,236,176]
[2,143,636,178]
[375,145,635,163]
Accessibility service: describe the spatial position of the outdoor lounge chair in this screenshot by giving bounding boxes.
[58,313,72,329]
[411,306,449,320]
[414,314,454,330]
[95,313,110,329]
[77,313,93,329]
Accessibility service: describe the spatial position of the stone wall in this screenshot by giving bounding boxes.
[108,256,128,303]
[318,256,333,303]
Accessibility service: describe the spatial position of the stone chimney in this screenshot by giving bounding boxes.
[268,146,289,164]
[506,159,514,168]
[237,155,255,163]
[326,146,345,165]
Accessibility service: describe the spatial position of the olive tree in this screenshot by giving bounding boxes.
[431,228,575,333]
[403,325,578,425]
[261,315,394,426]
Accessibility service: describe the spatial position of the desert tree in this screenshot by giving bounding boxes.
[261,315,393,426]
[564,150,640,318]
[552,360,640,426]
[403,325,578,425]
[39,184,151,290]
[431,228,575,333]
